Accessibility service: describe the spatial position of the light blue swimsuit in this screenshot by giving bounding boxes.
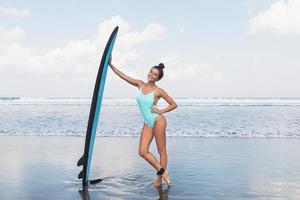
[136,83,159,128]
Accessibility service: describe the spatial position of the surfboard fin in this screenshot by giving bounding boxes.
[89,178,103,185]
[78,170,83,179]
[77,155,84,166]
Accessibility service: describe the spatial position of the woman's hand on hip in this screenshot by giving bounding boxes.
[151,107,161,114]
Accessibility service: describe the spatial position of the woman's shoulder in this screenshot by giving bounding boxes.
[156,86,166,96]
[156,86,165,92]
[137,80,145,89]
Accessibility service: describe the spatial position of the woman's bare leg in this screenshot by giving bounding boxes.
[138,123,161,171]
[154,115,167,169]
[154,115,171,185]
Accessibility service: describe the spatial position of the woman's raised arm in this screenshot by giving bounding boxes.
[108,56,142,88]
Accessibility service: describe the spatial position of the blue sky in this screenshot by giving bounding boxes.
[0,0,299,98]
[1,1,267,48]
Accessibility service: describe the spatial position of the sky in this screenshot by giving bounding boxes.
[0,0,299,98]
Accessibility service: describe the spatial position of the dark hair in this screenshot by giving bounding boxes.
[153,63,165,80]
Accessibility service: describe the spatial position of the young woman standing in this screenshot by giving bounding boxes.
[108,56,177,186]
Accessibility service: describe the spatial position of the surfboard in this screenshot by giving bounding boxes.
[77,26,119,187]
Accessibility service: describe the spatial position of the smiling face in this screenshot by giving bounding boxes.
[147,67,160,82]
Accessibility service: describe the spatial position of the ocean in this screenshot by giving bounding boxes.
[1,97,300,137]
[1,97,300,199]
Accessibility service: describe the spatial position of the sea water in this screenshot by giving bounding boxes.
[1,97,300,137]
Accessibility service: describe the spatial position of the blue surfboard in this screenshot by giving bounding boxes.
[77,26,119,187]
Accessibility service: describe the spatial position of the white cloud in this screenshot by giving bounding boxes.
[0,27,25,43]
[97,16,167,50]
[161,54,223,83]
[0,16,168,96]
[177,24,185,32]
[0,5,30,17]
[248,0,300,34]
[150,54,225,98]
[0,27,32,75]
[89,16,168,73]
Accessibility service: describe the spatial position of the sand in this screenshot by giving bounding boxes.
[1,136,300,199]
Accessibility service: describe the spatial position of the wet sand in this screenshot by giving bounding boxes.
[1,136,300,199]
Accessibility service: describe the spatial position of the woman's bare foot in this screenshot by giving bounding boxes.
[153,176,162,187]
[161,171,171,185]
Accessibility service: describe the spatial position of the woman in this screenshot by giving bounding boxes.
[108,56,177,186]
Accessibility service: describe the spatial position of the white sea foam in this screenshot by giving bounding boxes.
[1,97,300,137]
[1,97,300,106]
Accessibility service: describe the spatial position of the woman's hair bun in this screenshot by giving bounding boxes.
[158,63,165,69]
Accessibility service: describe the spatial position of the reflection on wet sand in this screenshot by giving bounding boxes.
[79,188,90,200]
[154,184,171,200]
[1,137,300,199]
[78,184,171,200]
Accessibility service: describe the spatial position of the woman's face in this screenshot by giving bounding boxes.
[147,67,160,82]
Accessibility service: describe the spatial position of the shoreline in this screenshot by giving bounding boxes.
[1,135,300,138]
